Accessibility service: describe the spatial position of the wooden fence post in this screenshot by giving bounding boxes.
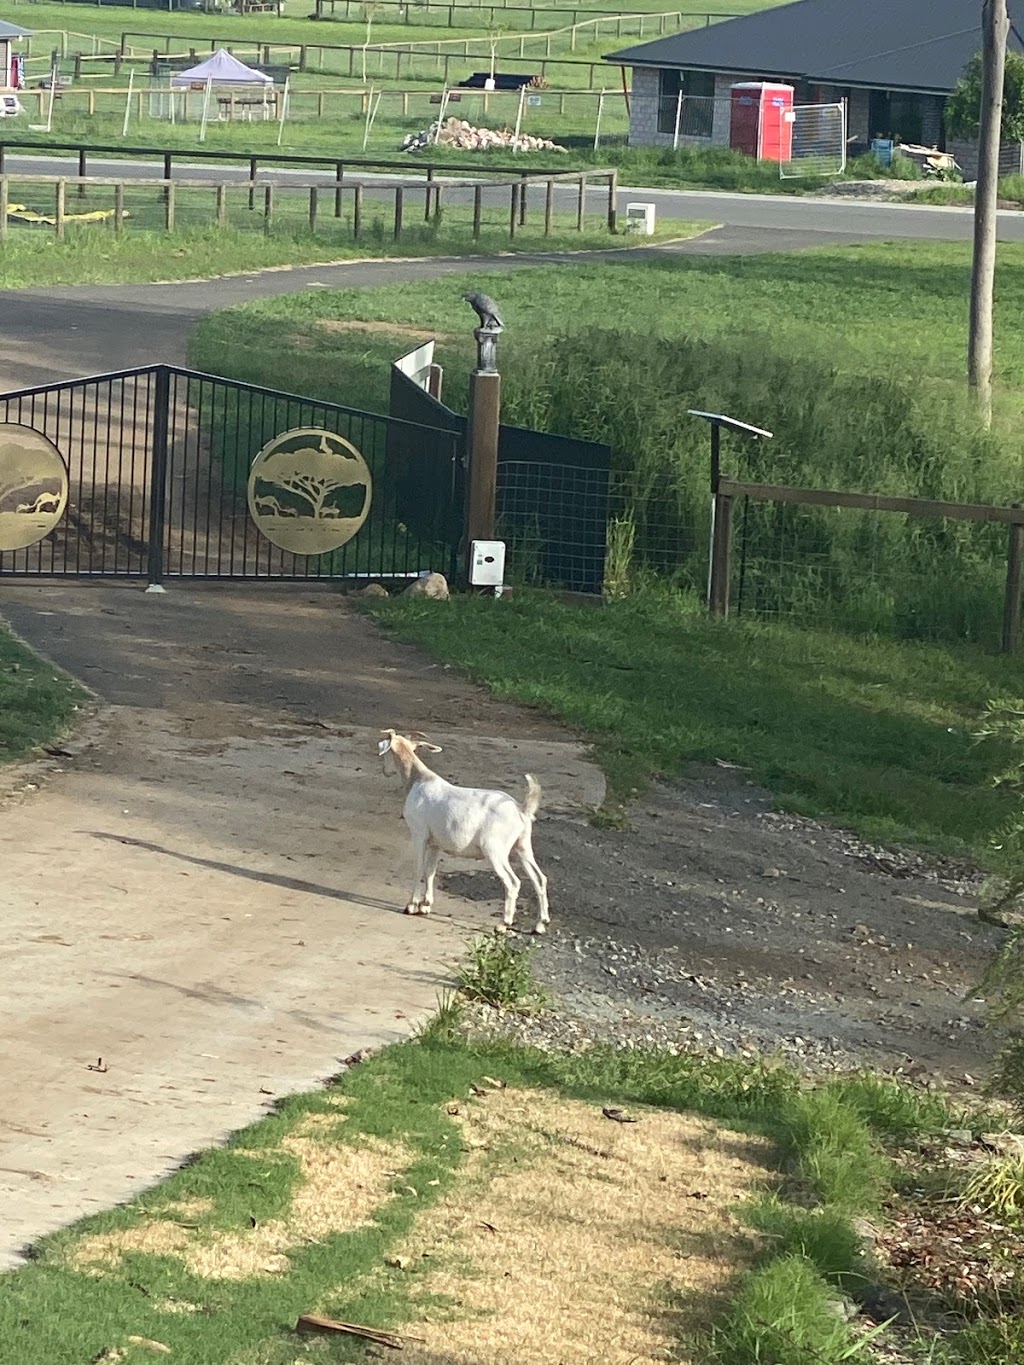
[248,156,257,210]
[55,180,65,241]
[576,174,586,230]
[78,148,87,199]
[393,185,404,239]
[1003,514,1024,653]
[216,182,227,228]
[607,168,618,233]
[335,161,344,218]
[0,177,8,243]
[165,182,175,231]
[114,182,124,233]
[544,178,554,235]
[472,184,482,239]
[308,184,318,232]
[708,492,735,617]
[509,180,518,238]
[353,182,362,238]
[263,182,274,233]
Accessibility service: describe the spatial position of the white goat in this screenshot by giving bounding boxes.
[378,728,550,934]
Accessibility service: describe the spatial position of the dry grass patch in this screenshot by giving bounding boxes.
[71,1113,413,1281]
[391,1087,773,1365]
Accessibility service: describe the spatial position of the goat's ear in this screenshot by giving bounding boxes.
[414,741,443,754]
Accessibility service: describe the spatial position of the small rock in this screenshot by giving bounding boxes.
[944,1128,974,1148]
[358,583,389,598]
[404,571,450,601]
[386,1255,411,1270]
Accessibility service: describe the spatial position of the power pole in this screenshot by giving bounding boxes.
[968,0,1010,426]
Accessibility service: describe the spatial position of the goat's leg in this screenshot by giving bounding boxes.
[406,835,436,915]
[420,842,442,913]
[516,832,549,935]
[486,847,522,930]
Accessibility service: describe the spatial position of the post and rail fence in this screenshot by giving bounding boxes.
[706,477,1024,654]
[0,165,617,241]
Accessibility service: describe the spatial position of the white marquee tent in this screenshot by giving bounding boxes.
[171,49,273,87]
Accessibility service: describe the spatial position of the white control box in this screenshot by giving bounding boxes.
[624,202,656,235]
[470,539,506,586]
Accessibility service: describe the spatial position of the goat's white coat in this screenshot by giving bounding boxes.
[379,730,550,933]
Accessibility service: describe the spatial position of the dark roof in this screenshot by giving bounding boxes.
[0,21,33,39]
[605,0,1024,96]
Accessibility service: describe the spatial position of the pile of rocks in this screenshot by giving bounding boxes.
[401,117,567,154]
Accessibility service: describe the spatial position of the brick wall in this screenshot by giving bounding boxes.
[628,66,745,148]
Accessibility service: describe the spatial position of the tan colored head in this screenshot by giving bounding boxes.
[377,728,443,758]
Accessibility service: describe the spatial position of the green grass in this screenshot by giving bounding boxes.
[707,1254,872,1365]
[188,244,1024,647]
[0,622,85,762]
[0,204,702,287]
[454,929,549,1009]
[0,1018,958,1365]
[186,243,1024,413]
[363,591,1024,861]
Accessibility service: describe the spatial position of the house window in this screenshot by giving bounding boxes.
[658,69,716,137]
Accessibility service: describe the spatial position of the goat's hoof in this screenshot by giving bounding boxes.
[533,923,547,936]
[404,904,421,916]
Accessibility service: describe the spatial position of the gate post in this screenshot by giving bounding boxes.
[1003,509,1024,653]
[708,492,735,617]
[465,307,502,582]
[145,365,171,593]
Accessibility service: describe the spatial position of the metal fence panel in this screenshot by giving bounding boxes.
[780,101,847,179]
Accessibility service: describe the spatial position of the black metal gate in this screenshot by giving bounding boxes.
[0,365,464,583]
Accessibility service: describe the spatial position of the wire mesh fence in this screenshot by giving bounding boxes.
[731,498,1010,646]
[494,461,1019,651]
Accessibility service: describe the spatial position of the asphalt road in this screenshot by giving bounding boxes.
[8,150,1024,242]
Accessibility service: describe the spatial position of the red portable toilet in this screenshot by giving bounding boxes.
[729,82,794,161]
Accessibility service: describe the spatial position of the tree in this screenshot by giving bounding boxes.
[947,49,1024,143]
[361,1,380,85]
[256,436,369,519]
[967,0,1010,427]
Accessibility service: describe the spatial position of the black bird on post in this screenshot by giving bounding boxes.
[462,291,504,332]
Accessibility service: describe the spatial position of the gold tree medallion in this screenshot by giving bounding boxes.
[247,428,372,556]
[0,425,69,552]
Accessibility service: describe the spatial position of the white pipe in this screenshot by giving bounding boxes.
[362,84,381,151]
[672,88,682,151]
[121,68,134,138]
[198,73,213,144]
[45,61,57,133]
[593,87,605,152]
[433,84,449,144]
[276,75,290,147]
[512,82,526,155]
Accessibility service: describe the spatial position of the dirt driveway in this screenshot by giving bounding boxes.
[0,580,603,1270]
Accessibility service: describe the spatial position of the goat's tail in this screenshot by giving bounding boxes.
[522,773,542,822]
